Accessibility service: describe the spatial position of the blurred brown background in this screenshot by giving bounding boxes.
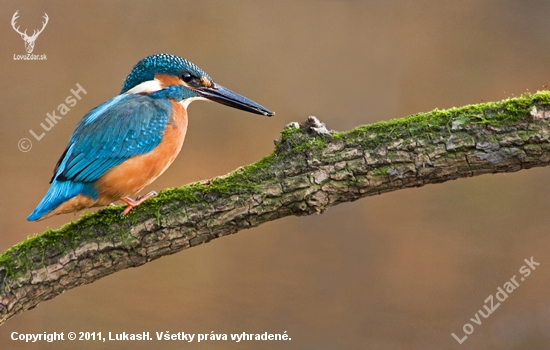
[1,1,550,349]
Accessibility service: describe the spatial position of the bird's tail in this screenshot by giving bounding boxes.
[27,180,97,221]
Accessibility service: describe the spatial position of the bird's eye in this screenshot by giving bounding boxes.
[182,72,194,83]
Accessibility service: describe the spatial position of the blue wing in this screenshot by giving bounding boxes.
[52,94,173,183]
[28,93,173,221]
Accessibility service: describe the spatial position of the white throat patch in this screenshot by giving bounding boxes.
[180,96,208,110]
[125,79,162,94]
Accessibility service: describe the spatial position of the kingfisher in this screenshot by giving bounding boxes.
[28,53,274,221]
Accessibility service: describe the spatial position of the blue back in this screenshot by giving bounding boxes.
[53,94,172,183]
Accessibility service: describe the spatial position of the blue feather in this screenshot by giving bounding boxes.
[28,93,174,221]
[27,180,97,221]
[55,94,172,183]
[82,94,129,125]
[121,54,209,94]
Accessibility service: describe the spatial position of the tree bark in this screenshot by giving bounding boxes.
[2,92,550,325]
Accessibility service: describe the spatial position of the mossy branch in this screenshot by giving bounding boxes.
[3,92,550,325]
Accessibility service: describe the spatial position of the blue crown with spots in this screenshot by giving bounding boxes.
[121,54,210,93]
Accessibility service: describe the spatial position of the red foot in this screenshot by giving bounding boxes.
[120,191,157,216]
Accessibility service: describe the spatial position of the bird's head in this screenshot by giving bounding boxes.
[121,54,274,116]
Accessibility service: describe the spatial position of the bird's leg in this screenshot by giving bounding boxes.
[120,191,158,216]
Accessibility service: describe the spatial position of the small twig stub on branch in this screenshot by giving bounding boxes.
[2,91,550,325]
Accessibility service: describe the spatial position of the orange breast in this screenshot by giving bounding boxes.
[94,100,188,204]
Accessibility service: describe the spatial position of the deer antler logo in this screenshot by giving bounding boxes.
[11,11,49,54]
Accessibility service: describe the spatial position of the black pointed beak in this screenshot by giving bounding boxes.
[196,83,274,117]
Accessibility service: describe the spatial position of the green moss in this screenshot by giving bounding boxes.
[444,152,463,159]
[279,124,303,140]
[290,137,329,154]
[371,166,391,176]
[344,91,550,150]
[0,204,130,280]
[2,91,548,283]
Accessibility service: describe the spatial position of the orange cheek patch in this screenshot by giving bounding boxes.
[200,76,212,87]
[155,74,183,88]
